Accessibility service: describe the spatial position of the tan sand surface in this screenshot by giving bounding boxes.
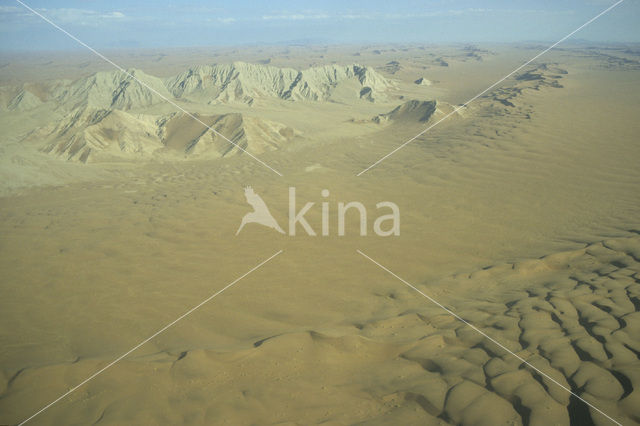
[1,44,639,425]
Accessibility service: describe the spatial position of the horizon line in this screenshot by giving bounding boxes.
[2,39,640,54]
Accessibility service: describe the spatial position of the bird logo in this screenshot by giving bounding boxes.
[236,186,285,235]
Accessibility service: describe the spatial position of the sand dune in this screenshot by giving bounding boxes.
[485,63,566,109]
[1,234,638,425]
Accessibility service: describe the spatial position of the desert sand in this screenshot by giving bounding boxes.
[1,44,640,425]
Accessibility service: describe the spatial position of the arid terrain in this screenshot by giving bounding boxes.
[1,43,640,425]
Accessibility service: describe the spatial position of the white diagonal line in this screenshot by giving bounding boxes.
[18,249,284,426]
[14,0,283,177]
[357,0,625,176]
[356,249,622,426]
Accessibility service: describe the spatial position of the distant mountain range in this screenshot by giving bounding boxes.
[6,62,392,112]
[5,62,393,162]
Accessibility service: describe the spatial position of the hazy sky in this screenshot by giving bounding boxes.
[0,0,638,50]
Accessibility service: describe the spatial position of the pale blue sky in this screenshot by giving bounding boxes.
[0,0,638,50]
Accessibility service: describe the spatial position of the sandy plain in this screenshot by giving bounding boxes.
[0,44,640,425]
